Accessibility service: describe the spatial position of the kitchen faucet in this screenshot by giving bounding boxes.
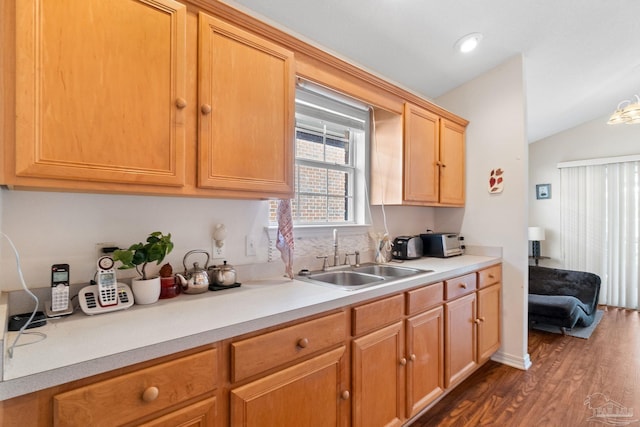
[316,228,361,271]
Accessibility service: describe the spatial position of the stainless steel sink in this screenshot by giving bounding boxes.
[352,264,424,277]
[298,263,432,291]
[307,271,385,287]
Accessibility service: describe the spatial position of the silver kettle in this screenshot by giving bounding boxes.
[175,250,210,294]
[208,260,237,286]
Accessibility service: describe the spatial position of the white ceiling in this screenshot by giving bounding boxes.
[223,0,640,142]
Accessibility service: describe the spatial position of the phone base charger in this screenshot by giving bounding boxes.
[8,311,47,331]
[44,301,74,318]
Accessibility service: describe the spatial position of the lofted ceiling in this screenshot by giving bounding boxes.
[223,0,640,143]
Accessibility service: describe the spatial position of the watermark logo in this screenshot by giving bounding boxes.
[584,393,638,426]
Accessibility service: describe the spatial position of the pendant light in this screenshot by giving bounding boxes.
[608,94,640,125]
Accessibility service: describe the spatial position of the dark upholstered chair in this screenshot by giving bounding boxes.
[528,266,601,331]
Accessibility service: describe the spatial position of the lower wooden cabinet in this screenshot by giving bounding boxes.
[445,292,478,388]
[139,397,217,427]
[230,346,348,427]
[406,305,444,418]
[53,349,218,427]
[352,321,405,427]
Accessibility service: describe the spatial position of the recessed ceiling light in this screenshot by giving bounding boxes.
[455,32,483,53]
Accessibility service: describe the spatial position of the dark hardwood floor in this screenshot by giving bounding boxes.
[412,307,640,426]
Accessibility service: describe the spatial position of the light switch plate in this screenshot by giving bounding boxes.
[246,235,256,256]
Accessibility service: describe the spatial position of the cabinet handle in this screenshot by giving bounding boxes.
[201,104,212,115]
[297,337,309,349]
[488,274,495,279]
[474,319,481,324]
[399,357,407,366]
[480,317,486,322]
[341,390,350,400]
[175,98,187,109]
[142,386,159,402]
[410,354,416,362]
[459,283,467,289]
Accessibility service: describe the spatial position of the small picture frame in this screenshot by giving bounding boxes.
[536,184,551,200]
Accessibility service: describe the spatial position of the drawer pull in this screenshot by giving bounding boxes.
[488,274,495,279]
[142,386,159,403]
[459,283,467,289]
[341,390,350,400]
[399,357,407,366]
[175,98,187,109]
[297,338,309,349]
[410,354,416,362]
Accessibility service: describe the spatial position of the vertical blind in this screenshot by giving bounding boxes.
[560,159,640,309]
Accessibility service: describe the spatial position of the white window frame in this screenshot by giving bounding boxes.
[270,84,371,231]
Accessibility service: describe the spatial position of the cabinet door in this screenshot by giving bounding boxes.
[15,0,187,186]
[445,293,477,388]
[140,397,217,427]
[198,13,294,197]
[438,118,465,205]
[230,347,348,427]
[403,103,439,204]
[406,306,444,418]
[352,322,404,427]
[477,284,501,362]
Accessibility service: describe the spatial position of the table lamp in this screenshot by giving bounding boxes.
[528,227,546,263]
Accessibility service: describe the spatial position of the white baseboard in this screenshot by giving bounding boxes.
[491,350,532,370]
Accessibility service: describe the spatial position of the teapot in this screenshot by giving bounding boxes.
[175,250,210,294]
[208,260,237,286]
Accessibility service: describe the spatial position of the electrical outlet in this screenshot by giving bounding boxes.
[246,235,256,256]
[212,238,226,259]
[95,242,118,260]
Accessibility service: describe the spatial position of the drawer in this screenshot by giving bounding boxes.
[54,348,217,427]
[231,311,346,382]
[478,264,502,288]
[352,293,404,336]
[406,282,444,315]
[444,273,477,300]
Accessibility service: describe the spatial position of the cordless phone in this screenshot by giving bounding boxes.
[77,256,134,315]
[50,264,70,312]
[97,256,118,307]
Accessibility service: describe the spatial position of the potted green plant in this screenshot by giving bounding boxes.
[113,231,174,304]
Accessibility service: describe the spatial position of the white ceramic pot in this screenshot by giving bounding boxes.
[131,277,161,305]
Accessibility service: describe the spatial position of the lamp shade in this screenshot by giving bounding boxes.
[528,227,546,241]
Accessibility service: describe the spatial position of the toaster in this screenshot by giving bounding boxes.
[392,236,423,260]
[420,233,463,258]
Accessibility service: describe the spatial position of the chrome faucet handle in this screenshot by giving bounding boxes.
[316,256,329,271]
[344,253,355,265]
[354,250,361,267]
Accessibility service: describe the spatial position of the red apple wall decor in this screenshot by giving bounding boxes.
[489,168,504,193]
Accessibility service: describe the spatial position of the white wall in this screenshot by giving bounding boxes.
[436,55,531,370]
[529,114,640,268]
[0,188,438,293]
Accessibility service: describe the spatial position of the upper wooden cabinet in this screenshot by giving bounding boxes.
[14,0,187,187]
[438,118,466,205]
[403,104,440,203]
[197,13,294,196]
[371,103,466,206]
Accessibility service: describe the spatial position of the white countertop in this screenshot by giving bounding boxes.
[0,255,500,400]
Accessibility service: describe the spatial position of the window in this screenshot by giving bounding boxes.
[559,157,640,309]
[270,85,370,226]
